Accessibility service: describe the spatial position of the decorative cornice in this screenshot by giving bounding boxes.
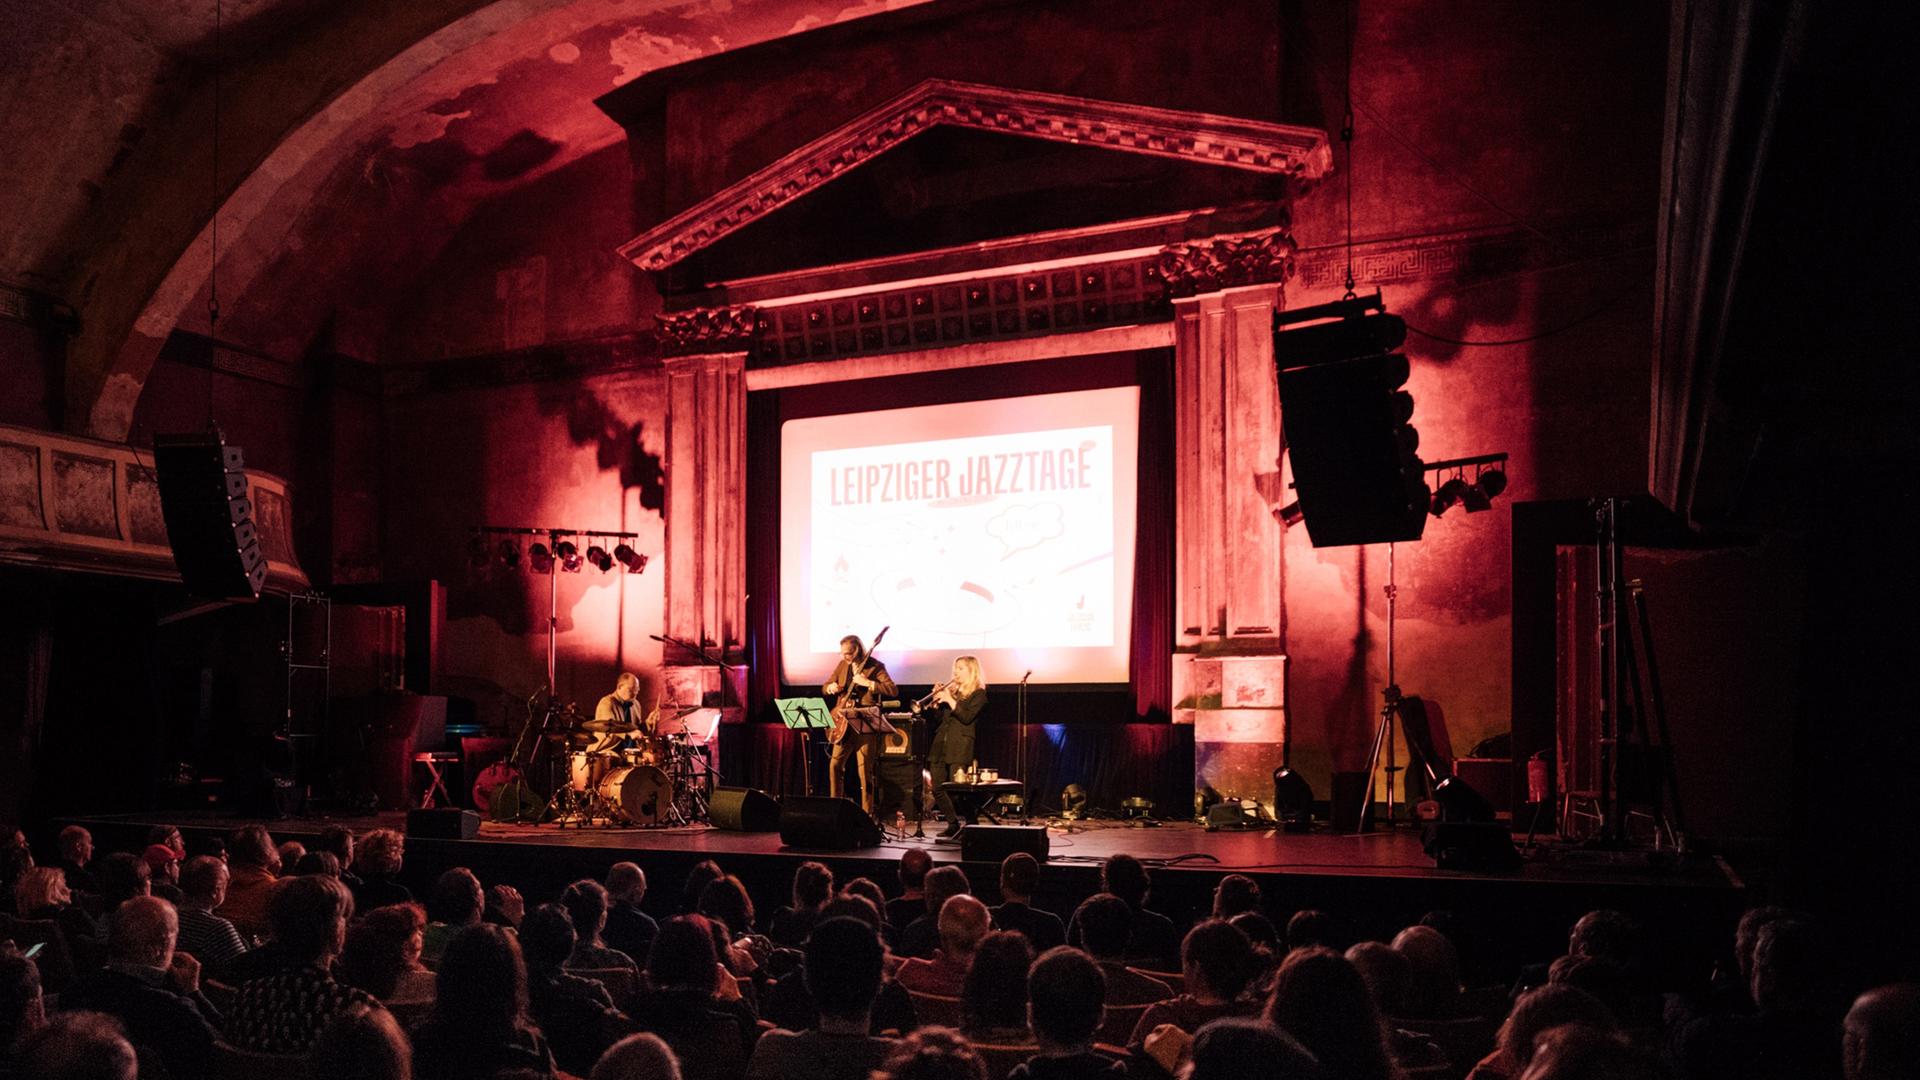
[655,305,760,357]
[1158,229,1298,299]
[618,78,1331,272]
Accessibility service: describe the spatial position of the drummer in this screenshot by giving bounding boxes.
[589,673,646,753]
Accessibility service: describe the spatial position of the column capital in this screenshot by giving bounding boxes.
[655,304,759,357]
[1158,228,1297,300]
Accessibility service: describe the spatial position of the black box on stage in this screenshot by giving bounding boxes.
[407,808,481,840]
[709,787,780,832]
[779,796,880,850]
[960,824,1049,863]
[1422,821,1520,872]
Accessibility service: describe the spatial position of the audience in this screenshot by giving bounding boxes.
[1209,876,1262,921]
[351,829,413,910]
[0,834,34,918]
[594,1033,685,1080]
[1068,856,1178,973]
[605,862,659,963]
[412,923,555,1080]
[1520,1022,1664,1080]
[632,915,759,1080]
[748,915,896,1080]
[225,874,376,1052]
[422,868,485,965]
[566,878,642,972]
[1264,947,1396,1080]
[682,860,725,915]
[1842,982,1920,1080]
[1010,946,1120,1080]
[1677,917,1842,1080]
[962,930,1034,1042]
[316,827,362,891]
[59,896,220,1080]
[1183,1018,1326,1080]
[768,862,835,948]
[521,902,632,1074]
[900,866,972,960]
[293,851,342,878]
[1468,984,1616,1080]
[13,1011,138,1080]
[277,841,308,874]
[310,1000,412,1080]
[487,883,527,929]
[898,895,992,998]
[12,867,96,976]
[876,1027,989,1080]
[217,825,281,940]
[1287,910,1340,953]
[992,854,1065,953]
[1069,894,1172,1006]
[337,902,436,1004]
[1391,925,1464,1020]
[1,951,48,1063]
[1128,920,1259,1054]
[889,850,935,931]
[757,896,917,1036]
[91,854,152,927]
[53,827,96,897]
[172,858,249,975]
[696,875,758,944]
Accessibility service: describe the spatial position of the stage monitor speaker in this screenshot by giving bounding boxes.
[153,430,266,599]
[1277,353,1428,548]
[959,824,1049,863]
[407,808,481,840]
[710,787,781,832]
[779,796,881,850]
[1422,821,1521,872]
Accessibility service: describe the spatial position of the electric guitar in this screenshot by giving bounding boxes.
[828,624,888,745]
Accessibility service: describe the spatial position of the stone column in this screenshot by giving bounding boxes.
[656,307,754,717]
[1161,230,1296,814]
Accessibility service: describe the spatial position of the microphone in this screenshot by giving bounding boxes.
[1021,670,1033,684]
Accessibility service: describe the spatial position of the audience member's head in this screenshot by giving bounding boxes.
[1211,875,1261,919]
[179,855,229,910]
[310,1000,411,1080]
[426,868,484,927]
[519,903,578,974]
[183,833,226,862]
[841,876,887,917]
[898,849,933,894]
[271,873,355,966]
[937,894,992,962]
[338,903,427,999]
[682,860,724,914]
[0,838,33,899]
[1072,894,1132,961]
[590,1032,683,1080]
[821,894,884,934]
[647,915,720,994]
[1751,917,1827,1013]
[294,851,342,878]
[696,875,754,937]
[1266,947,1394,1080]
[277,841,308,873]
[0,951,47,1050]
[93,853,149,910]
[1100,854,1151,909]
[1182,919,1258,1003]
[1844,983,1920,1080]
[1498,984,1617,1075]
[1287,909,1339,952]
[228,824,279,873]
[1567,909,1637,968]
[314,826,353,866]
[57,826,92,868]
[1518,1022,1663,1080]
[607,861,647,906]
[1546,954,1631,1020]
[14,1010,137,1080]
[999,853,1041,903]
[356,829,405,877]
[1027,946,1105,1052]
[146,825,186,860]
[141,844,181,885]
[963,931,1032,1033]
[1344,941,1414,1017]
[14,866,71,915]
[922,865,970,916]
[1187,1017,1326,1080]
[107,895,178,969]
[792,861,834,910]
[1229,911,1279,950]
[875,1026,988,1080]
[1734,905,1795,982]
[485,884,525,929]
[806,916,885,1025]
[1391,924,1462,1018]
[432,923,530,1033]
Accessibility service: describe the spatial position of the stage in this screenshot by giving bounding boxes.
[65,807,1744,985]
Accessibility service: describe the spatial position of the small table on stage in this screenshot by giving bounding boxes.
[939,779,1026,824]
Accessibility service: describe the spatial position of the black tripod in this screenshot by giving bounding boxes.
[1352,543,1406,832]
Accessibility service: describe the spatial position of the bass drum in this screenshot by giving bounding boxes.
[597,764,673,826]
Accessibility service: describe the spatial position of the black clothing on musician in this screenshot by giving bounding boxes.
[825,656,898,813]
[926,687,987,832]
[993,900,1067,954]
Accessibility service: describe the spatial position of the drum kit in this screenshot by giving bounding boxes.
[541,702,718,828]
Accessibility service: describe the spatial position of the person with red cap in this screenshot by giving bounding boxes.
[142,844,184,906]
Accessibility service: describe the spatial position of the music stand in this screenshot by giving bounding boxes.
[777,697,834,796]
[839,707,898,822]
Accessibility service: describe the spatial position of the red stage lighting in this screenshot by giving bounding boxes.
[586,545,614,572]
[555,540,583,572]
[613,544,648,573]
[528,542,554,573]
[496,540,521,569]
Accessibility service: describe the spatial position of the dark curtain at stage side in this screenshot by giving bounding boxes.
[743,390,781,721]
[1131,351,1174,721]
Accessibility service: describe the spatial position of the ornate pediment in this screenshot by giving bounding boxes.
[619,79,1331,274]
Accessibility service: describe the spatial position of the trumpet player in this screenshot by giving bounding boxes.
[920,655,988,838]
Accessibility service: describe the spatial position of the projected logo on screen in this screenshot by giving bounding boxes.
[782,386,1139,686]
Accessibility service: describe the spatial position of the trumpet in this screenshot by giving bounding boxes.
[912,679,959,712]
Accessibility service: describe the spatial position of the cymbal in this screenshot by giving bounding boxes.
[579,719,637,733]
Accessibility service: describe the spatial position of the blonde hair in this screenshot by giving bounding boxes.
[953,655,984,695]
[15,866,71,913]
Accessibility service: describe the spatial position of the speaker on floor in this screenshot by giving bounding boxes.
[1422,821,1521,872]
[154,430,266,599]
[959,824,1049,863]
[709,787,780,832]
[407,808,481,840]
[778,796,880,850]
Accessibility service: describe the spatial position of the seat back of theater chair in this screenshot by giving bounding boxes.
[1098,1002,1152,1047]
[0,916,76,992]
[210,1041,309,1080]
[1392,1014,1498,1074]
[1129,968,1182,996]
[972,1041,1042,1080]
[907,989,964,1028]
[572,966,640,1010]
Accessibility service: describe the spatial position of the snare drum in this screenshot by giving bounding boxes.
[597,764,673,825]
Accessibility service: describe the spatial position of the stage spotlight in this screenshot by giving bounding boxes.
[467,534,491,570]
[1060,784,1088,820]
[1477,468,1507,499]
[613,543,648,573]
[496,540,521,569]
[1430,476,1469,517]
[528,542,554,574]
[1460,482,1494,513]
[586,545,614,572]
[555,540,583,573]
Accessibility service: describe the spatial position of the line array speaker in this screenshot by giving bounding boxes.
[154,430,266,599]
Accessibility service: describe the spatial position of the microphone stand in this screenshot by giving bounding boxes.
[1017,670,1032,814]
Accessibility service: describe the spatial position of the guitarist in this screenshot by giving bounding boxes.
[824,635,897,813]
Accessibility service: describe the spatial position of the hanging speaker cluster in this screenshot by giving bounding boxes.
[154,429,266,599]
